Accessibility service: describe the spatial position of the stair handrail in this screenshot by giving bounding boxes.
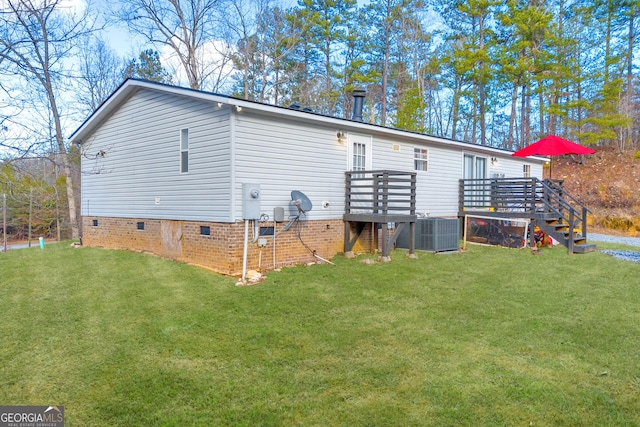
[537,179,590,242]
[542,179,593,216]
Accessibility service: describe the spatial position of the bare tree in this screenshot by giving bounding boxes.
[117,0,226,90]
[76,36,125,114]
[0,0,93,239]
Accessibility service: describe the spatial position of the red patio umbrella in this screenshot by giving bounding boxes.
[511,135,596,178]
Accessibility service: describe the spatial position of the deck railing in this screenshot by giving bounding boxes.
[459,177,591,251]
[345,170,416,217]
[344,170,417,257]
[458,177,538,212]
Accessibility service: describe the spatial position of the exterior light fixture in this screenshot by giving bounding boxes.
[490,156,498,165]
[235,105,242,112]
[217,102,223,108]
[336,130,347,144]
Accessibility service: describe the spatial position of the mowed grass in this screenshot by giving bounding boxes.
[1,242,639,426]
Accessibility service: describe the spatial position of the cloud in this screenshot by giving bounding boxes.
[0,0,86,16]
[160,38,238,92]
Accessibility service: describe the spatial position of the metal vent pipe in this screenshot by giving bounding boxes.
[352,88,366,122]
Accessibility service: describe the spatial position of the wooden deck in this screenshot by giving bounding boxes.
[459,178,594,253]
[343,170,417,258]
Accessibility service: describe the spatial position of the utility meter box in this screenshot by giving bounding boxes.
[242,183,261,219]
[273,207,285,222]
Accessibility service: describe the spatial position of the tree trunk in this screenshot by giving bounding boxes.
[47,82,79,239]
[451,77,462,140]
[508,83,518,150]
[539,89,544,137]
[624,4,636,150]
[478,10,486,145]
[520,84,530,148]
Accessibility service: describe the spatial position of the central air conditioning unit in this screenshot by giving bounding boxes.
[396,218,460,252]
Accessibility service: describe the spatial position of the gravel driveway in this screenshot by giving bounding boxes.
[589,233,640,247]
[589,233,640,263]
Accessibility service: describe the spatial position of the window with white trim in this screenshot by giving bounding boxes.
[523,164,531,178]
[352,142,367,172]
[180,128,189,173]
[414,148,428,171]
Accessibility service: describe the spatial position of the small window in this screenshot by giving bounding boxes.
[137,222,145,230]
[414,148,428,171]
[180,128,189,173]
[523,164,531,178]
[200,226,211,236]
[92,219,98,227]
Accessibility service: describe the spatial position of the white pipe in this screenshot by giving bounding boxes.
[252,219,259,243]
[242,219,249,282]
[273,219,276,269]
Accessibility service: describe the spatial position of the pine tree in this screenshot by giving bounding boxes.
[124,50,171,83]
[293,0,357,115]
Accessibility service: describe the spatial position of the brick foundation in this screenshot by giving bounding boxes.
[81,216,372,276]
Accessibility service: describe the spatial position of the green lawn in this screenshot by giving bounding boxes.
[1,242,639,426]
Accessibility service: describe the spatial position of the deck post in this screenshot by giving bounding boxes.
[380,223,390,260]
[409,221,415,255]
[344,220,351,255]
[458,179,464,213]
[568,209,575,254]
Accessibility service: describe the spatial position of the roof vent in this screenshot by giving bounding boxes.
[352,88,366,122]
[289,103,301,110]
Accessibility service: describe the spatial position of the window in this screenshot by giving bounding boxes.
[180,128,189,173]
[414,148,428,171]
[464,154,488,207]
[200,226,211,236]
[92,219,98,227]
[137,222,145,230]
[523,164,531,178]
[352,142,367,172]
[347,135,372,173]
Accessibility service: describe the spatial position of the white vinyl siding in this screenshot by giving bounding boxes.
[80,90,232,221]
[232,112,347,221]
[369,139,462,217]
[489,156,542,178]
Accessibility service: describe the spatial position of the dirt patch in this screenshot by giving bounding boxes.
[553,147,640,236]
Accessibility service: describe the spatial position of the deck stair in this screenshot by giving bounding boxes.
[459,177,596,254]
[535,213,596,254]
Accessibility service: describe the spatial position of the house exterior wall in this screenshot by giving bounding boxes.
[367,136,463,217]
[230,109,544,222]
[80,89,233,222]
[489,156,543,178]
[77,82,546,275]
[82,216,352,276]
[231,112,347,222]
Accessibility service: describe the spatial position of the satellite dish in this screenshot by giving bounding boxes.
[284,190,312,231]
[291,190,313,214]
